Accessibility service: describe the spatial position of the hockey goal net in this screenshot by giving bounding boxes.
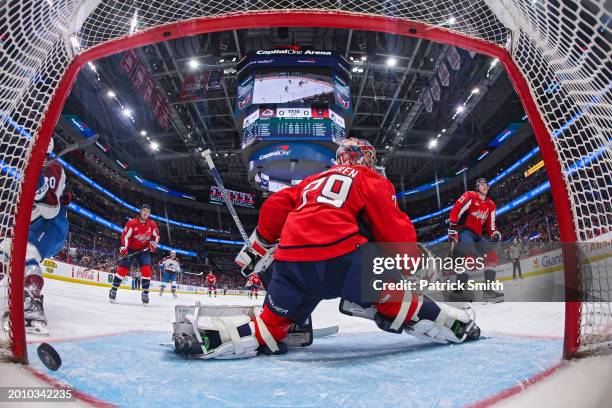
[0,1,610,362]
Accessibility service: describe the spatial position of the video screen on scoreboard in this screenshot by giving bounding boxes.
[252,71,334,105]
[209,186,255,208]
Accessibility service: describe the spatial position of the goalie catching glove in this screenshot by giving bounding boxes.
[235,229,276,277]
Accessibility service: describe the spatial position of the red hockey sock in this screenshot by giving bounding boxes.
[116,266,129,278]
[252,304,293,345]
[140,265,152,279]
[375,289,419,325]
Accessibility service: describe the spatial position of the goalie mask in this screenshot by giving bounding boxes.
[336,138,377,168]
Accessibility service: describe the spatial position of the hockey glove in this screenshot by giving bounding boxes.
[448,222,459,243]
[148,240,158,253]
[490,230,502,243]
[119,247,128,257]
[235,229,276,277]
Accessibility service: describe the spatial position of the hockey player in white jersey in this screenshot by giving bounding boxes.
[1,139,70,335]
[159,250,181,297]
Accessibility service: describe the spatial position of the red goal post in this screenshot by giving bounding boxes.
[1,1,609,363]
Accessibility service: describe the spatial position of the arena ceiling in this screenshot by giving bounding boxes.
[60,27,526,198]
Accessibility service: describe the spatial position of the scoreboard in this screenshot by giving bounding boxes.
[242,106,345,148]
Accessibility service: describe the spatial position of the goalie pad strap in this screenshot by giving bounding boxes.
[213,317,244,354]
[390,290,419,331]
[254,314,279,353]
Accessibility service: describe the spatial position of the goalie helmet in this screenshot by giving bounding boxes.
[336,137,376,168]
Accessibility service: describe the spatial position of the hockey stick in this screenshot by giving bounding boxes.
[81,248,149,273]
[44,134,99,170]
[182,271,204,276]
[201,150,251,250]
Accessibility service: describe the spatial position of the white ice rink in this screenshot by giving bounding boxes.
[1,278,611,407]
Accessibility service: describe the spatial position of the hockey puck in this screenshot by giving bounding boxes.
[37,343,61,371]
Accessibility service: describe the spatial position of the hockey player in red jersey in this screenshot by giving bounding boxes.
[109,204,159,304]
[448,178,503,302]
[247,274,261,299]
[206,271,217,298]
[175,138,480,359]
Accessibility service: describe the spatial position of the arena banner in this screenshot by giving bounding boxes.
[41,259,266,296]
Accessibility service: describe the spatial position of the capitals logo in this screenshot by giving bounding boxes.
[470,209,489,221]
[259,145,291,160]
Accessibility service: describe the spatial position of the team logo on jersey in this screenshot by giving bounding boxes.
[470,209,489,221]
[134,233,150,242]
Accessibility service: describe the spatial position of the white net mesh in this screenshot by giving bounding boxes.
[0,0,610,359]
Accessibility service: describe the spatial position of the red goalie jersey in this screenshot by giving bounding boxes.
[257,164,417,261]
[449,191,498,238]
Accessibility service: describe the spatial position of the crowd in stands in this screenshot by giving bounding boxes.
[48,134,608,291]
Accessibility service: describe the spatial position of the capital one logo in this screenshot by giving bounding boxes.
[259,145,291,160]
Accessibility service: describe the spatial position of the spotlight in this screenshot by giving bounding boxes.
[188,59,199,69]
[386,57,397,67]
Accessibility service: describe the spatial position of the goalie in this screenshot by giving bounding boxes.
[175,138,480,359]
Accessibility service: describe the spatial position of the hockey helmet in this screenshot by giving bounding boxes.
[336,137,376,168]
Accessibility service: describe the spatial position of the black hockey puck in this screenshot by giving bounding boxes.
[37,343,61,371]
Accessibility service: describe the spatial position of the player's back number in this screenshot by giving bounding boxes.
[297,174,353,210]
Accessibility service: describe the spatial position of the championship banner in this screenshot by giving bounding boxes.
[447,46,461,70]
[423,88,433,113]
[430,77,441,101]
[120,49,138,73]
[179,71,209,102]
[437,62,450,87]
[120,50,172,129]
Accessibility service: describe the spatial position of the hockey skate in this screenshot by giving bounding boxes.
[483,289,504,303]
[142,291,149,305]
[159,288,164,296]
[447,289,474,303]
[172,290,177,298]
[109,288,117,303]
[24,292,49,336]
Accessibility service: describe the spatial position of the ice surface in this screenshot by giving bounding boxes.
[1,278,609,407]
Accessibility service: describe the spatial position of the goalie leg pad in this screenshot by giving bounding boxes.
[406,299,478,344]
[184,313,260,359]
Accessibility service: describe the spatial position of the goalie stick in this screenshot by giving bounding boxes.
[44,134,99,170]
[201,150,251,250]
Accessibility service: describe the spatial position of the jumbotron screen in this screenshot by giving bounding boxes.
[234,50,352,148]
[209,186,255,208]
